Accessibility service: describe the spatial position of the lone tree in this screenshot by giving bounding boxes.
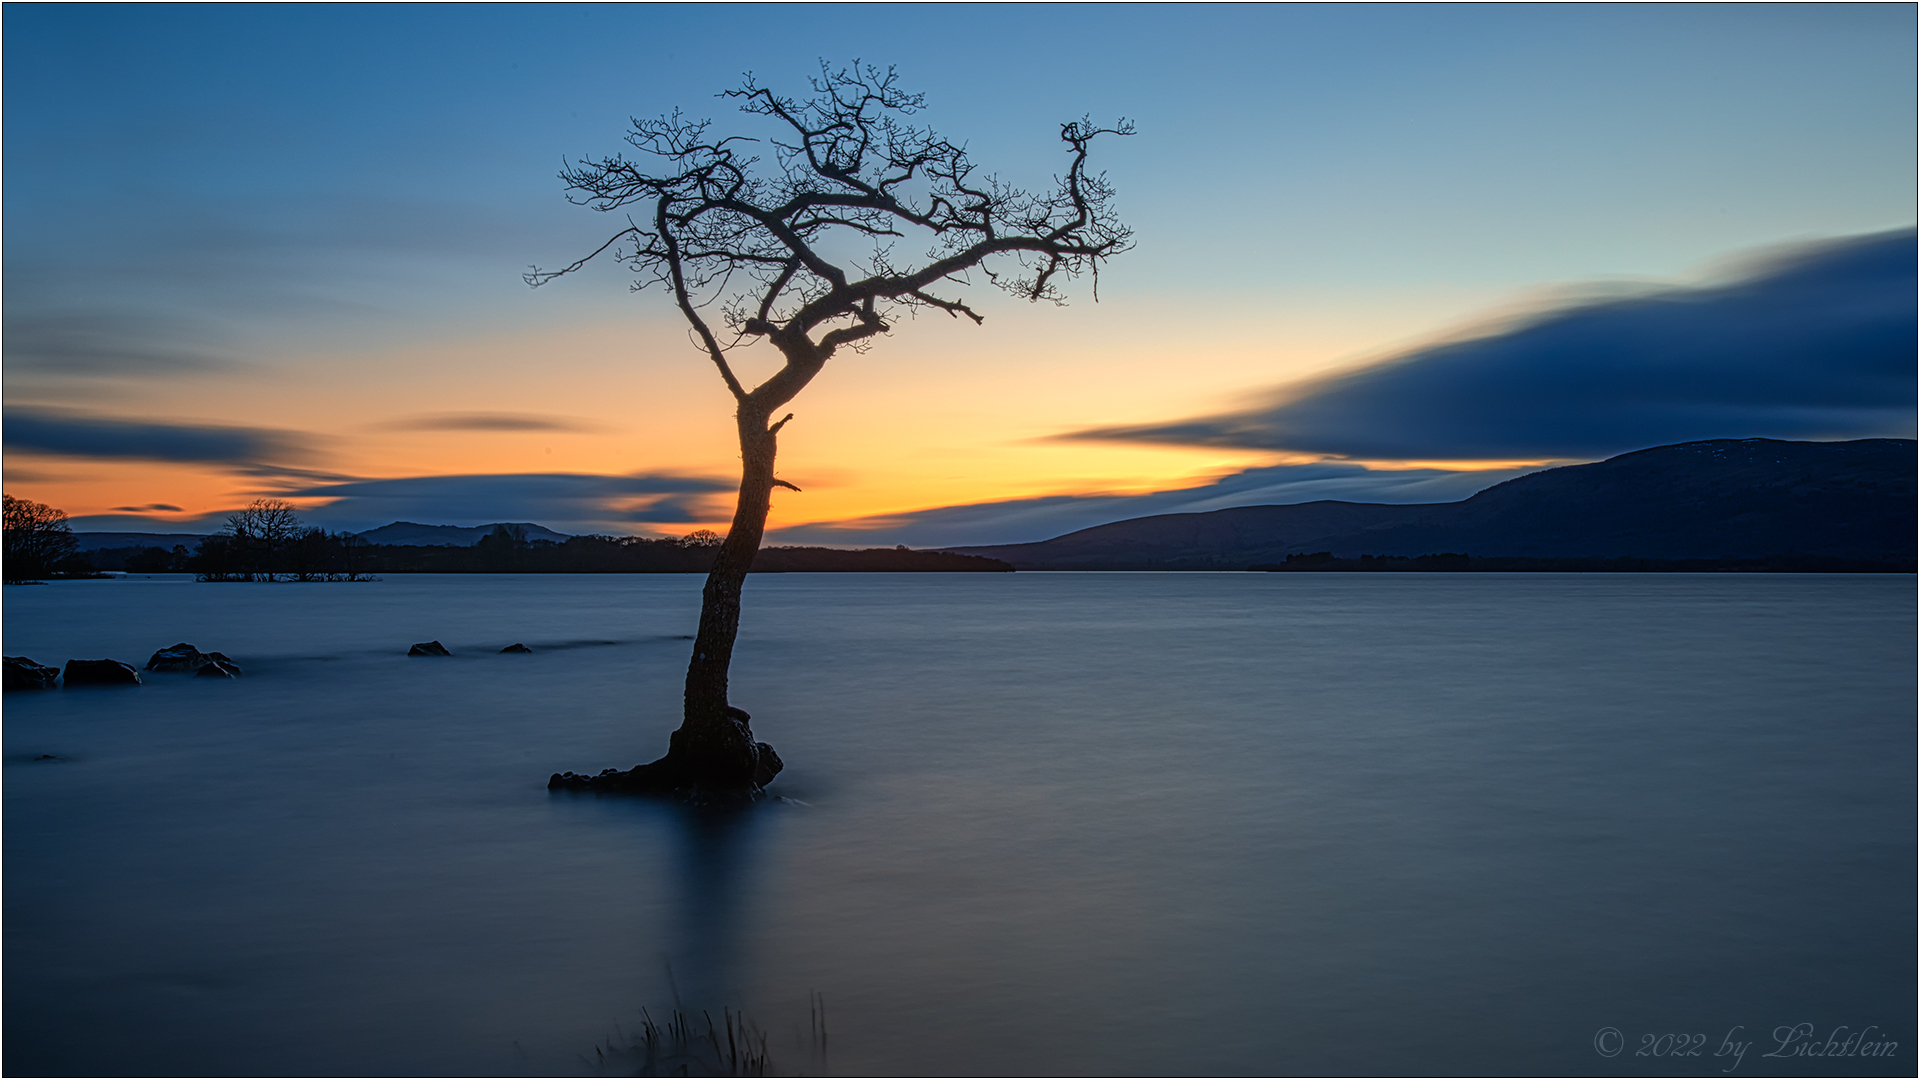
[533,63,1132,796]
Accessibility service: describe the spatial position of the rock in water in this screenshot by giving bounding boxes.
[205,651,242,674]
[195,660,240,679]
[408,641,452,657]
[62,659,141,687]
[499,643,533,653]
[4,656,61,691]
[145,643,210,673]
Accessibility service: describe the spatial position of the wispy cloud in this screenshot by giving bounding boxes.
[371,412,609,433]
[770,461,1532,548]
[2,311,233,377]
[1069,230,1918,461]
[275,470,734,534]
[4,192,593,400]
[109,503,185,513]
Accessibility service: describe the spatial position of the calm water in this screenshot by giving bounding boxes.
[3,573,1913,1076]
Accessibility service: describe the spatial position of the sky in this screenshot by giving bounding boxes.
[5,4,1914,545]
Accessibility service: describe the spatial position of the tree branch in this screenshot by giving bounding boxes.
[660,199,748,402]
[531,63,1132,420]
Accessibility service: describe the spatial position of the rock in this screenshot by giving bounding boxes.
[195,660,240,679]
[143,644,241,675]
[4,657,61,691]
[62,659,141,687]
[145,643,211,673]
[408,641,451,657]
[499,643,532,653]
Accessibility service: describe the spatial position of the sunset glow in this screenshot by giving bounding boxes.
[6,5,1913,543]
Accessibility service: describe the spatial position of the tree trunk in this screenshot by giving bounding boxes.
[669,406,785,787]
[548,405,785,798]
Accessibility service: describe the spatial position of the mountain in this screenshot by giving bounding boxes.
[946,439,1915,570]
[350,521,573,547]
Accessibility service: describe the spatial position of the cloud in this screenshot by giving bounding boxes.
[4,193,600,397]
[274,471,735,534]
[372,412,607,433]
[3,407,315,466]
[1071,229,1918,461]
[2,311,233,377]
[613,497,710,524]
[769,460,1533,548]
[110,503,185,513]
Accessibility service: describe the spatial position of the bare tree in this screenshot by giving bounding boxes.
[3,495,79,583]
[224,498,303,581]
[533,62,1132,795]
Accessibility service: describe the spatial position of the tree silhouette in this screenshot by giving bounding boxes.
[3,495,79,584]
[532,62,1132,795]
[222,498,303,581]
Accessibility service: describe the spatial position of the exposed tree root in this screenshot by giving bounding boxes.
[549,707,781,800]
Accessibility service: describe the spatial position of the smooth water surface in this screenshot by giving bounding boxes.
[4,573,1913,1075]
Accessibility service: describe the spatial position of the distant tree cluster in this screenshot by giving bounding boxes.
[192,499,374,582]
[334,530,1008,574]
[3,495,89,583]
[87,544,195,573]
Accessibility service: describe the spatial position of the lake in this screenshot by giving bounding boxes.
[4,572,1913,1076]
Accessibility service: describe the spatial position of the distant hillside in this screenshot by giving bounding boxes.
[351,521,572,547]
[947,438,1915,570]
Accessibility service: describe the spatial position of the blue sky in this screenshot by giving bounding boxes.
[5,4,1914,541]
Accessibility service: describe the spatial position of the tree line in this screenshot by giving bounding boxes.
[9,496,1010,581]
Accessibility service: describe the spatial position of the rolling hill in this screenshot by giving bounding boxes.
[945,438,1915,570]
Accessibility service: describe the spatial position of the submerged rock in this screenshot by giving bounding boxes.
[499,643,533,653]
[62,659,141,687]
[408,641,452,657]
[4,656,61,691]
[145,643,210,673]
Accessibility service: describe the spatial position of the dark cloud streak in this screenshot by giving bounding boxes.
[3,407,314,465]
[275,471,735,534]
[1072,230,1917,460]
[373,412,607,433]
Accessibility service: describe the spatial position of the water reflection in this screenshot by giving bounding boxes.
[661,800,767,1010]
